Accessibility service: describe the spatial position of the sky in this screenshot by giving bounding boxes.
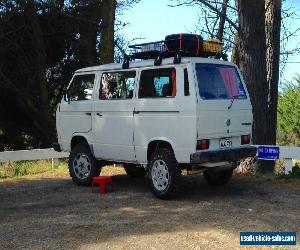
[119,0,300,84]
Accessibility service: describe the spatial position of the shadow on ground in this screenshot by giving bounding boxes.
[0,170,299,249]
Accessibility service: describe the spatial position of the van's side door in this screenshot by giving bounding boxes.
[92,70,136,162]
[58,73,95,149]
[133,67,180,164]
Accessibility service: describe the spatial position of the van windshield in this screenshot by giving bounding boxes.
[195,63,247,100]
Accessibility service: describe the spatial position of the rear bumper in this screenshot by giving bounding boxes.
[52,142,61,152]
[190,146,257,164]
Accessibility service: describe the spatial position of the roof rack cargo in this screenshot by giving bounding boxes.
[122,33,228,68]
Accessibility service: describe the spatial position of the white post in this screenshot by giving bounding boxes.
[51,158,59,168]
[284,158,293,175]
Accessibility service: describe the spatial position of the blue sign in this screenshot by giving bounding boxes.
[257,146,280,160]
[240,232,296,245]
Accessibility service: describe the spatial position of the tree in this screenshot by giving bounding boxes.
[216,0,229,41]
[265,0,282,146]
[75,0,102,67]
[0,1,54,148]
[171,0,284,173]
[262,0,282,172]
[99,0,117,64]
[277,77,300,146]
[237,0,268,145]
[0,0,140,150]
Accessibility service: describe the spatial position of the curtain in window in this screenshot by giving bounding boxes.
[171,69,176,97]
[219,67,238,98]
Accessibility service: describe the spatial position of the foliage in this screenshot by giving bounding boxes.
[0,160,66,178]
[277,76,300,146]
[275,164,300,179]
[0,1,94,150]
[0,0,139,151]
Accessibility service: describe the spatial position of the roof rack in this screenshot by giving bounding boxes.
[122,35,228,69]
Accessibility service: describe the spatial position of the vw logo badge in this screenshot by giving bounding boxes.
[226,119,231,126]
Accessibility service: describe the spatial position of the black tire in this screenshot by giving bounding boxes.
[148,148,181,199]
[203,169,233,186]
[68,143,101,186]
[124,164,147,178]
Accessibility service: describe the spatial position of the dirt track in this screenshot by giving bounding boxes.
[0,167,299,249]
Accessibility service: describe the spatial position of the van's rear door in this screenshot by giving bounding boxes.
[194,63,252,149]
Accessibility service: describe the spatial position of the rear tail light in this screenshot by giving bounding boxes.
[241,134,251,145]
[197,139,210,150]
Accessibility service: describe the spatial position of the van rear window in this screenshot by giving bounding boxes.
[195,64,247,100]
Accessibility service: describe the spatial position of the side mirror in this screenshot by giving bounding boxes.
[63,92,70,104]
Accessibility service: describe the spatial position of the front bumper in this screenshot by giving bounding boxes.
[190,146,257,164]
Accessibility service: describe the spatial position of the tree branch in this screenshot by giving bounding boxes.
[193,0,238,30]
[169,0,238,30]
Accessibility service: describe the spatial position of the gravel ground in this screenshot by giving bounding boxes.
[0,166,299,250]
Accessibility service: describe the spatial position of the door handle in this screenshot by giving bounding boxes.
[96,113,103,117]
[85,112,91,116]
[133,110,140,114]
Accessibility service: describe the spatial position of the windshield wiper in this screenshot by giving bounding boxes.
[227,95,239,110]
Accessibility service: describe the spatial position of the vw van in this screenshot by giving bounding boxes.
[54,36,257,199]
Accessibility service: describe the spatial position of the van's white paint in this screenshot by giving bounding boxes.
[56,57,253,165]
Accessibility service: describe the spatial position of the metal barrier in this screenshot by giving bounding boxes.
[0,146,299,174]
[255,145,300,174]
[277,146,300,174]
[0,148,69,168]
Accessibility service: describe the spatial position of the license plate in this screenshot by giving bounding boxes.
[219,138,232,149]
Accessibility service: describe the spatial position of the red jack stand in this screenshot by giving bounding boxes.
[92,176,113,194]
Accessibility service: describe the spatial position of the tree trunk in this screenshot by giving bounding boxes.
[217,0,229,42]
[231,0,240,67]
[231,32,240,67]
[237,0,268,145]
[78,2,101,67]
[54,0,64,9]
[263,0,282,172]
[99,0,116,64]
[25,2,53,147]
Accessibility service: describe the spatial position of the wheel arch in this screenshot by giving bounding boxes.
[147,138,176,162]
[70,134,95,156]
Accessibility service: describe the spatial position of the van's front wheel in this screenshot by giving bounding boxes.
[148,148,181,199]
[68,143,101,186]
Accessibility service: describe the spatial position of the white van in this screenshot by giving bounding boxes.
[54,54,256,199]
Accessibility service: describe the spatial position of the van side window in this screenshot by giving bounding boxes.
[139,68,176,98]
[100,71,136,100]
[184,68,190,96]
[67,74,95,101]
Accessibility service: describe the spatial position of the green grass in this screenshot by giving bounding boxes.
[0,160,68,179]
[254,164,300,181]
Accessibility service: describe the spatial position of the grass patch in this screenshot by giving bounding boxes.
[254,164,300,182]
[0,160,68,179]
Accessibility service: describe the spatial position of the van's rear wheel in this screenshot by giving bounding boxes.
[68,143,101,186]
[203,169,233,186]
[124,164,147,178]
[148,148,181,199]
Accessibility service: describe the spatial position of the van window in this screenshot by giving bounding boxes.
[195,64,246,100]
[100,71,136,100]
[67,74,95,101]
[184,68,190,96]
[139,68,176,98]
